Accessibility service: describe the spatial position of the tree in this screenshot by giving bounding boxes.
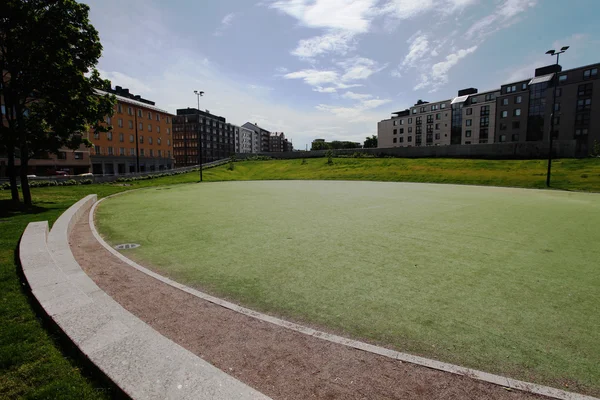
[364,135,378,148]
[0,0,115,207]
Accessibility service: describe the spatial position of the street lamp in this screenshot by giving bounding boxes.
[545,46,569,187]
[194,90,204,182]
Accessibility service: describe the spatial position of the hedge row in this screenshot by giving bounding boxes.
[0,178,93,190]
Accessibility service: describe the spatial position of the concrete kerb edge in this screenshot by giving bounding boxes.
[22,193,270,400]
[89,190,599,400]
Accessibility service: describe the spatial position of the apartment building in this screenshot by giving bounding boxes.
[172,108,235,166]
[378,62,600,155]
[236,126,257,153]
[242,122,271,152]
[91,87,174,175]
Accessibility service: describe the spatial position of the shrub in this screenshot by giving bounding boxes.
[325,150,334,165]
[590,140,600,157]
[301,158,307,165]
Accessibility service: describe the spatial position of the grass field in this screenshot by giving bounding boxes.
[1,156,599,398]
[97,180,600,396]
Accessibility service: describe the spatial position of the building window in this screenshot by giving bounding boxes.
[465,130,472,137]
[512,121,520,129]
[107,147,114,155]
[408,136,412,142]
[522,83,527,90]
[408,127,412,133]
[167,128,170,134]
[156,126,160,133]
[553,116,560,126]
[556,88,562,97]
[577,98,592,111]
[578,83,593,96]
[93,132,99,140]
[118,118,123,128]
[575,113,590,126]
[94,145,101,155]
[148,125,152,132]
[435,133,440,140]
[435,113,441,120]
[74,152,83,160]
[480,128,489,138]
[393,138,397,143]
[583,68,598,79]
[128,107,133,115]
[435,123,439,130]
[393,129,397,135]
[485,93,494,101]
[500,123,507,130]
[506,85,517,93]
[399,128,404,134]
[515,96,522,104]
[149,137,153,145]
[499,135,507,142]
[480,105,490,116]
[119,133,124,142]
[139,135,144,144]
[118,104,122,113]
[466,108,472,115]
[558,74,567,83]
[156,114,160,121]
[393,120,398,126]
[399,137,404,143]
[512,134,519,141]
[420,107,426,113]
[140,149,145,156]
[166,117,170,124]
[150,149,154,157]
[107,131,113,141]
[471,97,478,104]
[106,116,112,125]
[130,148,135,156]
[480,117,489,127]
[119,147,125,156]
[147,112,152,119]
[514,109,521,116]
[129,134,134,143]
[158,150,162,157]
[465,119,472,126]
[502,98,509,106]
[57,151,67,160]
[129,120,133,129]
[441,103,446,109]
[408,118,412,124]
[412,109,417,114]
[501,110,508,118]
[167,139,170,146]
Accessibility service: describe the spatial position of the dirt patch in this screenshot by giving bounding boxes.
[71,210,544,400]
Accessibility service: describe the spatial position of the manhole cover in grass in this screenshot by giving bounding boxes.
[115,243,140,250]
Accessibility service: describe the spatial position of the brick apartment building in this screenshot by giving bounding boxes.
[172,108,236,166]
[378,62,600,156]
[91,87,175,174]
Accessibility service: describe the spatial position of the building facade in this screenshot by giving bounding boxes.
[91,87,174,175]
[378,62,600,156]
[172,108,235,166]
[242,122,271,152]
[236,126,257,153]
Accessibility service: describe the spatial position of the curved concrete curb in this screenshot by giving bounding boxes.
[20,195,270,400]
[90,190,598,400]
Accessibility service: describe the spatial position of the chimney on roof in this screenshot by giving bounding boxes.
[122,88,129,96]
[458,88,478,96]
[134,95,141,101]
[115,86,122,92]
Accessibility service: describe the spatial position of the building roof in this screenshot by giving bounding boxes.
[95,89,173,115]
[451,95,470,104]
[529,73,554,85]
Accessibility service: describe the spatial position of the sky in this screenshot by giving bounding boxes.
[83,0,600,150]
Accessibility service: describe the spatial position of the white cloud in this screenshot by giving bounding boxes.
[292,31,356,58]
[339,57,386,81]
[213,13,236,36]
[314,86,338,93]
[402,33,430,67]
[466,0,536,40]
[283,69,339,86]
[270,0,377,33]
[412,46,477,91]
[98,69,152,94]
[342,91,372,100]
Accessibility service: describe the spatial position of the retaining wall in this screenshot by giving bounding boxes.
[236,140,578,160]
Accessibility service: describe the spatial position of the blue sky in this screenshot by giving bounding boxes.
[83,0,600,150]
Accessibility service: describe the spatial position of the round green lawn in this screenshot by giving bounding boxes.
[96,181,600,395]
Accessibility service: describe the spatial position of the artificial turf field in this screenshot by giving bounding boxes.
[96,180,600,395]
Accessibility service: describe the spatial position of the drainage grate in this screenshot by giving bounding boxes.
[115,243,141,250]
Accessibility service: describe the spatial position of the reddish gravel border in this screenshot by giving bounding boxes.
[71,210,545,400]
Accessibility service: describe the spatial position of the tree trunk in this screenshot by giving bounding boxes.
[19,156,32,208]
[6,147,20,206]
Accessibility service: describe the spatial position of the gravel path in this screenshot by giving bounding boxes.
[70,210,544,400]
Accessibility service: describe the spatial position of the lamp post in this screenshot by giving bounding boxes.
[194,90,204,182]
[545,46,569,187]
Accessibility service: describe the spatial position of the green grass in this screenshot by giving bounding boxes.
[97,179,600,396]
[203,157,600,191]
[1,157,599,398]
[0,172,207,399]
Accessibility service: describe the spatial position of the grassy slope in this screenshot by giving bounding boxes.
[204,158,600,191]
[0,157,599,398]
[97,179,600,396]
